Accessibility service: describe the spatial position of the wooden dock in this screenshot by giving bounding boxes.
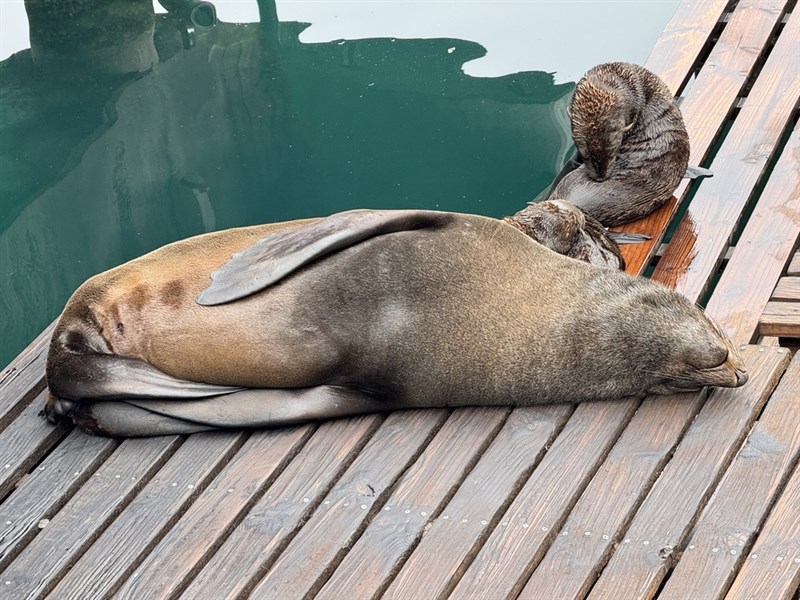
[1,1,799,597]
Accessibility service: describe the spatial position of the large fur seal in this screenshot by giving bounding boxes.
[44,209,747,437]
[549,62,694,226]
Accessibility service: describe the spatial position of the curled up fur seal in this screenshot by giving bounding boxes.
[44,209,747,437]
[549,61,712,227]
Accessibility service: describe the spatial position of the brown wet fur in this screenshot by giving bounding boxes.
[159,279,186,309]
[505,200,624,270]
[551,62,690,226]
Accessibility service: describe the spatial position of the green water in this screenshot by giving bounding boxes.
[0,1,678,367]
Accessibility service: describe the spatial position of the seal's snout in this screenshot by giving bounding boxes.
[725,345,748,388]
[586,156,614,182]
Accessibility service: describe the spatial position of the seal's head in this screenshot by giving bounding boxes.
[505,200,624,269]
[576,274,748,398]
[637,304,747,394]
[568,81,634,181]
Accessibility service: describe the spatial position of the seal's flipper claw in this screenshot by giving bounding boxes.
[196,209,454,306]
[684,165,713,179]
[607,231,651,244]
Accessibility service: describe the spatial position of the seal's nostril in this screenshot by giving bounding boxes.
[735,369,748,386]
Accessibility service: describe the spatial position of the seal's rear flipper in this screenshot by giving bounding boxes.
[72,386,399,437]
[684,165,713,179]
[45,348,243,426]
[196,209,454,306]
[48,351,242,404]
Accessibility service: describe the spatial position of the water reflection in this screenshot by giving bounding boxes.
[1,0,575,365]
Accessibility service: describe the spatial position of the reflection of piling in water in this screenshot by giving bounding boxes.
[256,0,280,55]
[24,0,159,74]
[181,175,217,232]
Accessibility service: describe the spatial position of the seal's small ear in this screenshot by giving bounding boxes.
[196,209,453,306]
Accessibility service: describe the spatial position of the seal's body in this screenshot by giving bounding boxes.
[550,62,690,226]
[45,210,746,436]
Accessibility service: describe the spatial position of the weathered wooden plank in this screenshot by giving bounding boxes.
[586,346,790,599]
[660,350,800,599]
[0,391,70,500]
[787,251,800,276]
[762,300,800,331]
[618,198,678,277]
[0,321,55,430]
[246,410,449,599]
[177,416,381,600]
[725,461,800,600]
[706,120,800,344]
[379,405,572,599]
[643,0,729,94]
[440,399,638,599]
[667,0,786,166]
[760,301,800,337]
[618,0,788,275]
[0,432,116,572]
[110,426,312,600]
[0,436,181,599]
[517,391,707,599]
[316,407,509,599]
[43,431,250,600]
[651,8,800,301]
[771,277,800,301]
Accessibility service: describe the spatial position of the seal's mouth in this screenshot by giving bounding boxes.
[695,352,748,389]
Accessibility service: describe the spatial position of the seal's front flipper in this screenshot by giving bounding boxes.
[607,231,651,244]
[73,386,401,436]
[547,151,584,199]
[684,165,713,179]
[196,209,454,306]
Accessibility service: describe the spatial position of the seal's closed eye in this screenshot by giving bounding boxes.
[196,209,453,306]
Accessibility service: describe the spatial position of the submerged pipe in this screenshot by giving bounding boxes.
[158,0,218,49]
